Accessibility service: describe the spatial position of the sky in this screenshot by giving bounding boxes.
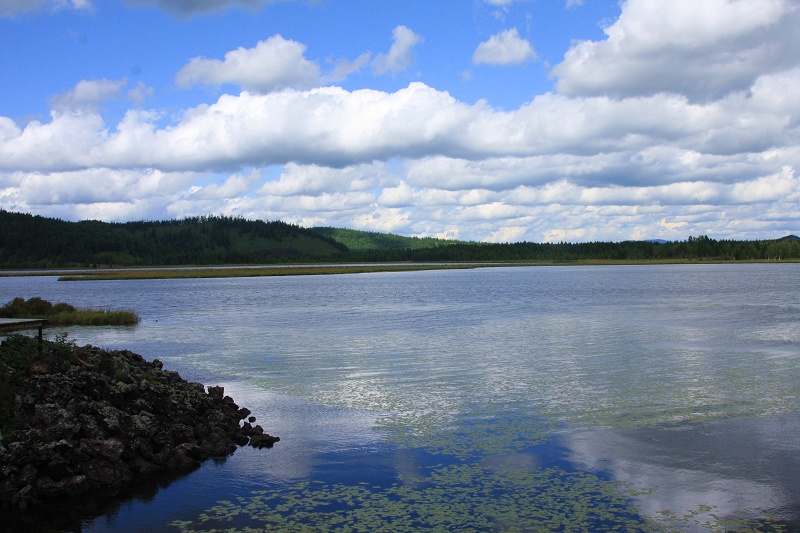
[0,0,798,243]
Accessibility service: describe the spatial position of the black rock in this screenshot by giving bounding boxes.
[0,337,279,513]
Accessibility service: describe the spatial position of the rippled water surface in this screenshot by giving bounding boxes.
[2,264,800,531]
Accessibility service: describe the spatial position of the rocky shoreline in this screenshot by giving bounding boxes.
[0,334,278,514]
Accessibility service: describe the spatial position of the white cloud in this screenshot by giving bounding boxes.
[473,28,536,66]
[377,180,495,208]
[372,25,423,75]
[175,35,320,93]
[127,81,154,106]
[258,162,394,197]
[0,117,22,143]
[2,71,798,184]
[1,167,198,223]
[487,225,527,243]
[352,206,411,233]
[0,111,108,171]
[2,3,800,244]
[5,160,798,242]
[552,0,800,101]
[93,83,487,171]
[324,52,372,84]
[50,78,127,112]
[175,27,422,92]
[188,172,257,199]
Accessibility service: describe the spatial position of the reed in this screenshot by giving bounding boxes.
[57,263,488,281]
[41,308,140,326]
[0,297,139,325]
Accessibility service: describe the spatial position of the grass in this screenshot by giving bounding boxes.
[1,258,789,282]
[54,258,794,281]
[0,297,139,325]
[55,263,504,281]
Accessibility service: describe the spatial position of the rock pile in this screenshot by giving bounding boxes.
[0,336,278,512]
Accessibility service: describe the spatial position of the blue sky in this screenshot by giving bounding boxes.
[1,0,798,242]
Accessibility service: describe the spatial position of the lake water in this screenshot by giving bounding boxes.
[2,264,800,532]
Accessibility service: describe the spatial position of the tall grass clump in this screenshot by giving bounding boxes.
[0,297,139,326]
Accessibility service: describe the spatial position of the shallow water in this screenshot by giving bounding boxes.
[2,264,799,531]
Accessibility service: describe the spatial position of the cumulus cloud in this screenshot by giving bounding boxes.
[258,162,394,197]
[473,28,536,65]
[15,167,192,205]
[552,0,800,101]
[187,172,256,199]
[372,25,423,75]
[2,70,798,179]
[3,0,800,243]
[2,167,198,222]
[0,0,90,17]
[176,35,320,93]
[175,27,423,92]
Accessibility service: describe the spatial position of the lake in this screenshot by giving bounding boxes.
[2,264,799,532]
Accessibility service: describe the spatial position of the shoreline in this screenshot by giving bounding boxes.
[0,335,278,523]
[0,258,796,281]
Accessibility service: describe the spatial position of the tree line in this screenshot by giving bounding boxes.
[348,234,800,263]
[0,209,797,268]
[0,211,346,268]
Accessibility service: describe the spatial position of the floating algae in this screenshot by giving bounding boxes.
[172,460,649,532]
[171,451,789,533]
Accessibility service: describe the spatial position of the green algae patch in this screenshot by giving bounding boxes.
[170,459,789,533]
[171,462,650,532]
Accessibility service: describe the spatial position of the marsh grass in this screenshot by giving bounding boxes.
[56,263,493,281]
[0,296,139,325]
[43,308,140,325]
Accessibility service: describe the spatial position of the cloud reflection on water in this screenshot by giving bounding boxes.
[560,414,800,527]
[217,381,386,485]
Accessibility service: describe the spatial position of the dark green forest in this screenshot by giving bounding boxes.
[348,234,800,263]
[0,209,797,268]
[0,210,347,268]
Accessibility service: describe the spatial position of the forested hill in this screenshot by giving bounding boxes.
[311,227,465,252]
[0,211,347,268]
[0,209,798,268]
[347,234,800,263]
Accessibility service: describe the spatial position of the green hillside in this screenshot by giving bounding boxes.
[311,227,466,252]
[1,210,798,269]
[0,211,347,268]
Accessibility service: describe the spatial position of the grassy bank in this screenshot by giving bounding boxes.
[56,263,502,281]
[0,297,139,325]
[53,258,797,281]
